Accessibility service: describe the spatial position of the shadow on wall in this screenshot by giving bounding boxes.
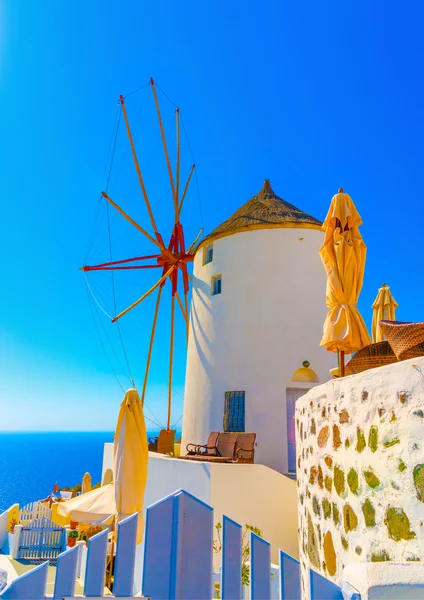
[192,300,213,372]
[192,278,213,315]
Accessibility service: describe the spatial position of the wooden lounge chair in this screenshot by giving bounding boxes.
[182,433,238,462]
[181,432,256,464]
[186,431,220,456]
[234,432,256,464]
[148,436,158,452]
[156,429,176,455]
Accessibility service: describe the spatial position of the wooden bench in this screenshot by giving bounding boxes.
[186,431,220,456]
[181,432,256,464]
[148,429,176,455]
[234,432,256,464]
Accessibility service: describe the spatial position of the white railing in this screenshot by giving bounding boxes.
[0,489,360,599]
[0,504,18,556]
[18,502,51,526]
[0,511,9,553]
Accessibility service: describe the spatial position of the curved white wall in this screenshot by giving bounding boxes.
[182,227,336,473]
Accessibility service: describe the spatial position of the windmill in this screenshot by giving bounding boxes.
[81,79,201,434]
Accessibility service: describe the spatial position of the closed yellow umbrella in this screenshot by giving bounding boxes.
[320,188,371,375]
[113,388,148,544]
[372,283,398,342]
[82,472,92,494]
[102,468,113,486]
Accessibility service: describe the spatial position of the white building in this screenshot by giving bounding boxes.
[181,180,336,474]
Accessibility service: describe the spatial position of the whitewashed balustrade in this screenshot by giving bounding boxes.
[18,502,51,526]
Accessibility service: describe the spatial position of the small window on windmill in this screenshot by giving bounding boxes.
[211,274,222,296]
[224,391,245,432]
[203,243,214,265]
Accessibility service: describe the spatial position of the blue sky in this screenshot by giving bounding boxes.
[0,1,423,431]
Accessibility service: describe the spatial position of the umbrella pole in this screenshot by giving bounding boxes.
[167,294,175,431]
[340,351,345,377]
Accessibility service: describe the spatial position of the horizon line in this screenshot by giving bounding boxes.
[0,428,182,433]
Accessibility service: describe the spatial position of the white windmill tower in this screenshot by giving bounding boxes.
[181,180,335,474]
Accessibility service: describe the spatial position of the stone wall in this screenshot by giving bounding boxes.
[295,356,424,599]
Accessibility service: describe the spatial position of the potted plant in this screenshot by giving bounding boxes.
[67,530,78,548]
[9,519,17,534]
[213,522,272,598]
[70,520,78,530]
[86,525,102,546]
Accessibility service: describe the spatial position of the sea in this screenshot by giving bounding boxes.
[0,430,165,512]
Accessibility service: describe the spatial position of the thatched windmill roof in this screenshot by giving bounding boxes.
[198,180,322,249]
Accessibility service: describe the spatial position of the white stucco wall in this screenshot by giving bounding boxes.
[182,226,335,473]
[102,445,298,563]
[343,563,424,600]
[209,461,299,561]
[101,441,113,483]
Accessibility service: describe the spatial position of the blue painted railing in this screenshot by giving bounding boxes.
[221,516,241,599]
[17,517,66,562]
[0,488,358,599]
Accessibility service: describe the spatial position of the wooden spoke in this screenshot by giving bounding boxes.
[178,164,195,219]
[167,294,175,430]
[187,227,203,254]
[112,266,175,322]
[102,192,174,262]
[84,264,162,272]
[120,95,159,234]
[176,262,192,283]
[175,291,187,323]
[184,292,189,342]
[150,79,177,218]
[175,108,180,221]
[141,287,163,406]
[81,254,160,272]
